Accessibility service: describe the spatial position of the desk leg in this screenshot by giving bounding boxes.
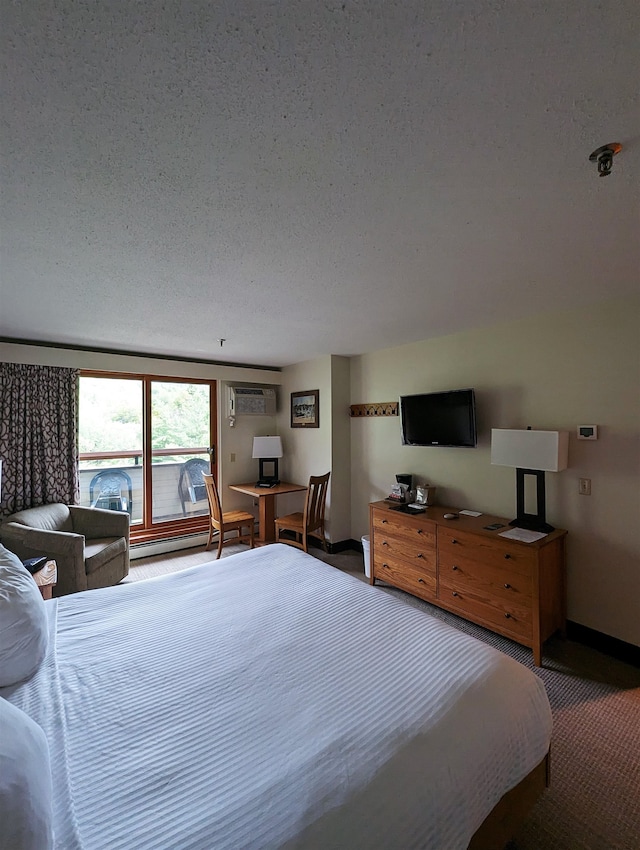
[258,495,277,544]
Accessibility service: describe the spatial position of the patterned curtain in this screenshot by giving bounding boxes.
[0,363,79,518]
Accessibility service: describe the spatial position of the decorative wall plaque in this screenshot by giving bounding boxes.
[349,402,398,417]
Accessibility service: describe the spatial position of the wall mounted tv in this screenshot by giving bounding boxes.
[400,389,477,448]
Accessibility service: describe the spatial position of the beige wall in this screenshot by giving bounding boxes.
[349,297,640,646]
[218,364,349,537]
[276,357,334,531]
[217,381,280,516]
[329,356,352,543]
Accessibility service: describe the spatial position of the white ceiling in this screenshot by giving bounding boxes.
[1,1,638,369]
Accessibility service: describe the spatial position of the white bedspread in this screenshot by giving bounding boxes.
[3,544,552,849]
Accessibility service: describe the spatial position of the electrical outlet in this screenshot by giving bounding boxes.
[579,478,591,495]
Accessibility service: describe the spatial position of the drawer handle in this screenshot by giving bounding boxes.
[382,519,388,524]
[382,541,389,546]
[504,582,511,589]
[417,528,423,534]
[504,553,512,559]
[504,612,511,619]
[417,553,424,559]
[452,565,458,570]
[451,538,459,545]
[382,563,390,570]
[452,591,459,597]
[418,578,425,584]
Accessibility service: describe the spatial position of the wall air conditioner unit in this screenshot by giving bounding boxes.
[228,387,277,417]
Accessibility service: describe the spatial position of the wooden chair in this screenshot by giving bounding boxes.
[203,473,255,559]
[274,472,330,553]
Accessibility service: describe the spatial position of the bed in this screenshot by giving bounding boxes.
[0,542,552,850]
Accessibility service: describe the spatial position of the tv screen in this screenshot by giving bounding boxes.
[400,389,477,447]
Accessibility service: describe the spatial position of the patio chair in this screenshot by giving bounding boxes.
[89,469,133,516]
[178,458,210,516]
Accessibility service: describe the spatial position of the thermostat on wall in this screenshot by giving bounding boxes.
[577,425,598,440]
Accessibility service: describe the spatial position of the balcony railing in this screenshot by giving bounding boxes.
[78,450,211,527]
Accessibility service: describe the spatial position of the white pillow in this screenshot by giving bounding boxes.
[0,697,54,850]
[0,544,49,687]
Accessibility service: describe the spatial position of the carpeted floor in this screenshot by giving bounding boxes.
[128,544,640,850]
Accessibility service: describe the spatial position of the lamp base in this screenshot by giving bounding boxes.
[509,516,555,534]
[510,468,555,534]
[257,457,279,488]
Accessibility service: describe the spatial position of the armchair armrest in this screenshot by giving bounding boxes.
[0,522,88,594]
[70,505,130,541]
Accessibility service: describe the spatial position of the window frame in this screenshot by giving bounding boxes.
[79,370,217,544]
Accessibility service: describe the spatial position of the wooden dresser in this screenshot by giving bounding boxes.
[369,500,567,665]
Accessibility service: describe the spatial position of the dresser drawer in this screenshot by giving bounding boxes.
[374,552,437,600]
[438,551,532,605]
[438,528,535,576]
[372,510,436,549]
[438,580,532,640]
[374,532,437,572]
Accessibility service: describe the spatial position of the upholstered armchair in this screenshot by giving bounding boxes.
[0,504,129,596]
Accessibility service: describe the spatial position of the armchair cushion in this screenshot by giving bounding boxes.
[0,545,49,687]
[84,537,127,575]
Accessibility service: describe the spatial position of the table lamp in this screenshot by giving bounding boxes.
[252,436,283,488]
[491,429,568,533]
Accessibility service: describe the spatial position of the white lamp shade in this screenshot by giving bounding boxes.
[491,429,569,472]
[252,436,283,459]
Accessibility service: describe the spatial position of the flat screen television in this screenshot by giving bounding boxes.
[400,389,477,447]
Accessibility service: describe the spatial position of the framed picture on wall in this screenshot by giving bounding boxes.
[291,390,320,428]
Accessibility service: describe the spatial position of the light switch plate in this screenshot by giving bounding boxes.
[577,425,598,440]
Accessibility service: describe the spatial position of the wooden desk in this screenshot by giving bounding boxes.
[229,481,307,544]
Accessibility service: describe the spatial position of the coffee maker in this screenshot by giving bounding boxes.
[387,474,413,503]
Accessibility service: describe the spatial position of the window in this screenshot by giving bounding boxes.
[79,373,217,543]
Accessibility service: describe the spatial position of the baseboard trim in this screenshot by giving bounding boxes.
[566,621,640,668]
[328,538,360,555]
[131,533,207,560]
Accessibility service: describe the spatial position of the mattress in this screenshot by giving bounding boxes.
[3,543,552,849]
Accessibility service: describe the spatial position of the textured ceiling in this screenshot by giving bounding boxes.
[1,1,638,368]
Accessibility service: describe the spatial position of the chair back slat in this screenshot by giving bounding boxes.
[203,473,222,523]
[304,472,330,534]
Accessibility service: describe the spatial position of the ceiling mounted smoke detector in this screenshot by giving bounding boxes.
[589,143,622,177]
